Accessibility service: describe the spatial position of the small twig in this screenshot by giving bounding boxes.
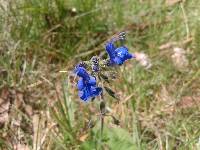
[40,76,53,86]
[27,80,43,89]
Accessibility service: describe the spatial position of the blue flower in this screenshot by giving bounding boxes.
[105,39,134,65]
[74,66,102,101]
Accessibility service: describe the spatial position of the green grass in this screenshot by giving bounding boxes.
[0,0,200,149]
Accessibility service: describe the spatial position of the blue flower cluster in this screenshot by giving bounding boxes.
[105,39,134,65]
[74,32,134,101]
[74,66,102,101]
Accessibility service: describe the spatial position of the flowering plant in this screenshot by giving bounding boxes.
[74,32,134,101]
[73,32,135,138]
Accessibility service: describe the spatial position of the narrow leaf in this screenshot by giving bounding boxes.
[104,86,119,100]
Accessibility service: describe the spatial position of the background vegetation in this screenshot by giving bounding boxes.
[0,0,200,149]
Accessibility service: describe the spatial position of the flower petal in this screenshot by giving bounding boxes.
[115,46,133,62]
[115,46,128,57]
[74,66,90,81]
[127,53,133,59]
[78,87,90,101]
[88,76,96,86]
[94,87,102,96]
[105,41,116,60]
[78,90,85,100]
[90,86,102,97]
[77,78,84,90]
[113,57,123,65]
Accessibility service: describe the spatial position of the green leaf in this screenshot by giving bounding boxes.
[104,86,119,100]
[99,73,110,83]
